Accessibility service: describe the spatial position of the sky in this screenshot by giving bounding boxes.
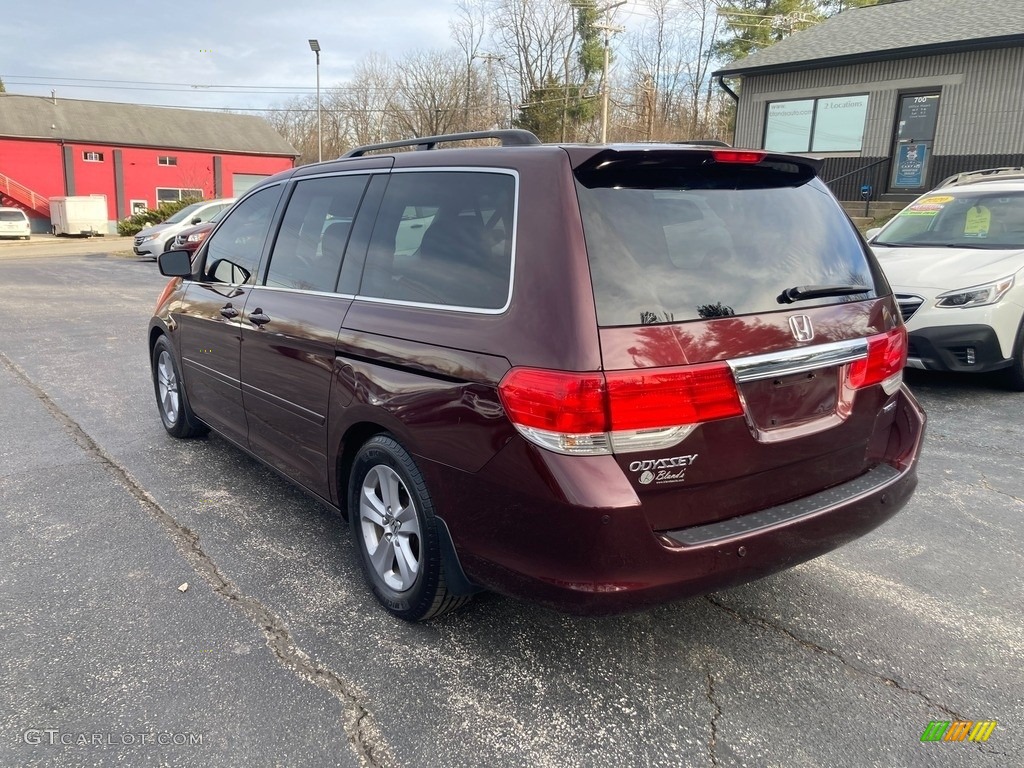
[2,1,661,115]
[0,0,464,113]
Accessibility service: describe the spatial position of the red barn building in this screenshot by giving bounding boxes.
[0,94,297,232]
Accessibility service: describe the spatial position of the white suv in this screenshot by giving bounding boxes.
[868,168,1024,389]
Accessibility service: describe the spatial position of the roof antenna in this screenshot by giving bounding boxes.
[51,90,56,105]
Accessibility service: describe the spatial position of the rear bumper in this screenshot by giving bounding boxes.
[430,386,925,615]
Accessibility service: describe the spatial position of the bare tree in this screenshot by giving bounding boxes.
[391,49,468,137]
[451,0,489,127]
[263,0,731,156]
[620,0,727,142]
[264,95,319,165]
[333,52,400,149]
[682,0,726,138]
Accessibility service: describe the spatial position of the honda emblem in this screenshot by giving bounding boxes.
[789,315,814,342]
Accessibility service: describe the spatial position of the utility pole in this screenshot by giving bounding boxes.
[594,1,626,144]
[474,53,504,129]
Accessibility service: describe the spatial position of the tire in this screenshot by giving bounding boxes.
[1005,321,1024,391]
[349,435,470,621]
[151,335,208,438]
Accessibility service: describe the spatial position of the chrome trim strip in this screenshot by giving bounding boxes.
[241,381,324,424]
[729,338,868,383]
[288,167,391,181]
[905,357,927,370]
[351,295,510,315]
[250,285,356,300]
[181,358,239,387]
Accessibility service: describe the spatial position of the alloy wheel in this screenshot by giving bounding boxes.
[359,464,422,592]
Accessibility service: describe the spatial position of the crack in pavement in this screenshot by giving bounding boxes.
[703,595,967,723]
[1,351,397,768]
[979,475,1024,506]
[705,671,722,768]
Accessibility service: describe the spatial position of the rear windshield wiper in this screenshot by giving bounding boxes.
[777,284,870,304]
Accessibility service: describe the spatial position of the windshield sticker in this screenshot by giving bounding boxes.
[964,204,991,237]
[901,203,943,216]
[920,195,954,204]
[630,454,698,485]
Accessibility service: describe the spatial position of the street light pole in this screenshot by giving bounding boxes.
[308,39,322,162]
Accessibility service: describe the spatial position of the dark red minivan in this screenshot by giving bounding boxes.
[150,131,925,621]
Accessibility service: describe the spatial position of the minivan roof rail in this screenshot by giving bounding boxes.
[342,129,542,157]
[939,166,1024,187]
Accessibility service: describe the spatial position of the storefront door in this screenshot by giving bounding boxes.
[890,92,941,192]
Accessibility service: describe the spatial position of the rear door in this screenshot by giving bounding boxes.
[569,148,904,530]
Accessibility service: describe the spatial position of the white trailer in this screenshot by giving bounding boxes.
[50,195,109,236]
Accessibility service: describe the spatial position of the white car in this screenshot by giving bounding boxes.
[133,198,235,258]
[0,207,31,240]
[868,168,1024,389]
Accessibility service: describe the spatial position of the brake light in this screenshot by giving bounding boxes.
[711,149,766,164]
[606,364,742,430]
[848,327,907,394]
[496,369,606,434]
[498,363,742,455]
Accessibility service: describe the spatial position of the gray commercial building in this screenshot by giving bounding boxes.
[713,0,1024,202]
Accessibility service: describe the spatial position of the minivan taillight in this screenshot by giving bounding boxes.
[498,363,743,455]
[848,326,907,395]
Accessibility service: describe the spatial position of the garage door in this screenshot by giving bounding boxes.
[232,174,270,197]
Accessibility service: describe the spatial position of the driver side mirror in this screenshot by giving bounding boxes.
[158,249,193,278]
[191,216,203,225]
[865,227,881,241]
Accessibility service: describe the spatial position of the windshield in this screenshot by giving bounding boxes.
[874,190,1024,249]
[164,202,206,224]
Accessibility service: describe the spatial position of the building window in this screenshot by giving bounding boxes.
[156,188,203,204]
[158,156,178,166]
[83,151,104,162]
[764,95,869,153]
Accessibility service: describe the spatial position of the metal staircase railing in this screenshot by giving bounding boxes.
[0,171,50,217]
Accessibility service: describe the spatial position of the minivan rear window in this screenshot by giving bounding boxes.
[575,162,879,326]
[0,210,27,221]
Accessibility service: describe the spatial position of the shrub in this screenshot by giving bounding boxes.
[116,197,203,236]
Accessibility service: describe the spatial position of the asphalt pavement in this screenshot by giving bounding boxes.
[0,241,1020,767]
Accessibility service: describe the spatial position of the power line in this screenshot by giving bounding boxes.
[2,75,403,95]
[3,74,317,90]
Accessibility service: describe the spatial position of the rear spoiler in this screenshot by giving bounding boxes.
[569,146,822,188]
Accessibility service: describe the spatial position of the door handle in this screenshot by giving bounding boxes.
[248,309,271,326]
[219,303,239,319]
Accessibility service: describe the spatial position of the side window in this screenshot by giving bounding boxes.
[202,186,281,285]
[360,171,515,310]
[265,175,368,292]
